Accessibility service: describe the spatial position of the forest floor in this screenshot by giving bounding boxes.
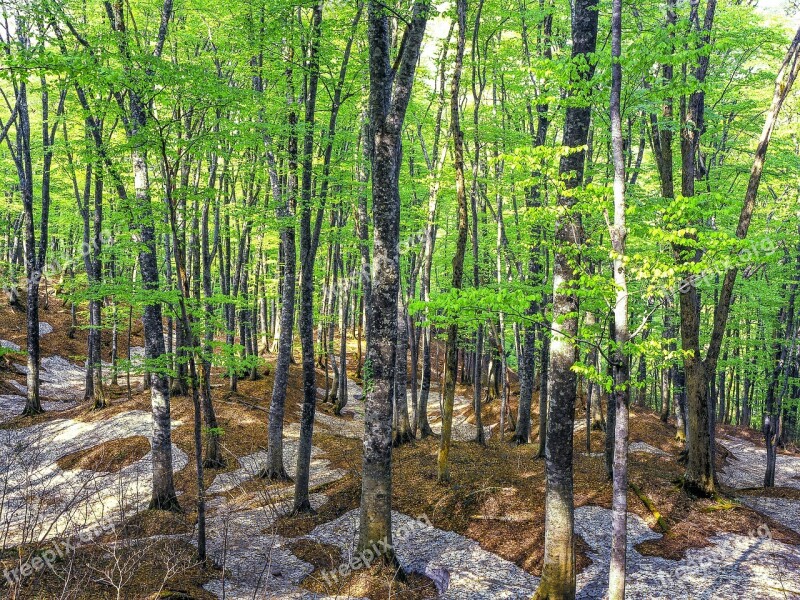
[1,291,800,598]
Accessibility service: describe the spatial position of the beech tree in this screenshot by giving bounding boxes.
[358,0,429,560]
[4,0,800,592]
[106,0,181,512]
[533,0,599,597]
[607,0,630,595]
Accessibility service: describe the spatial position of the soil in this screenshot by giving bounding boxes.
[2,289,800,599]
[57,435,151,473]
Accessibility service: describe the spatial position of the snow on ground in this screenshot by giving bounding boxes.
[206,443,345,497]
[737,496,800,534]
[629,441,671,457]
[0,394,77,421]
[0,410,186,546]
[201,494,335,599]
[424,389,493,442]
[315,379,491,442]
[718,434,800,490]
[2,334,800,598]
[12,349,145,402]
[574,505,800,599]
[304,505,800,600]
[14,355,91,400]
[307,509,538,599]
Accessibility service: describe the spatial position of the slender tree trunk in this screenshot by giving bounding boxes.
[338,263,351,411]
[536,322,549,459]
[200,151,224,469]
[438,0,468,483]
[293,0,323,514]
[607,0,631,594]
[260,47,299,481]
[515,0,552,446]
[394,292,413,445]
[416,24,453,438]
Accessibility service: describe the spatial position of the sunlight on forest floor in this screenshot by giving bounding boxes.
[1,306,800,598]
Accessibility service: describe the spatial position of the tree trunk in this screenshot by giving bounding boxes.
[107,0,181,513]
[359,0,428,560]
[293,0,323,514]
[533,1,598,596]
[260,47,299,481]
[394,293,413,445]
[437,0,467,484]
[607,0,631,593]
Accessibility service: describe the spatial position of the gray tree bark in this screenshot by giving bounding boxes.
[358,0,429,560]
[533,0,598,597]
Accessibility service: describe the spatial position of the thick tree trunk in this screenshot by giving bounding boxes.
[135,149,180,513]
[359,0,428,560]
[264,227,296,480]
[107,0,181,513]
[685,20,800,496]
[534,1,598,597]
[674,0,717,497]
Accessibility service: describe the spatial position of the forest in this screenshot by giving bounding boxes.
[1,0,800,598]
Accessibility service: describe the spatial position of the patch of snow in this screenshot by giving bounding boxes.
[202,494,329,599]
[718,435,800,490]
[629,441,670,457]
[574,504,800,599]
[0,339,20,351]
[0,410,186,545]
[307,510,538,599]
[301,505,800,599]
[737,495,800,534]
[207,444,344,497]
[317,382,490,442]
[14,355,88,400]
[0,394,78,422]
